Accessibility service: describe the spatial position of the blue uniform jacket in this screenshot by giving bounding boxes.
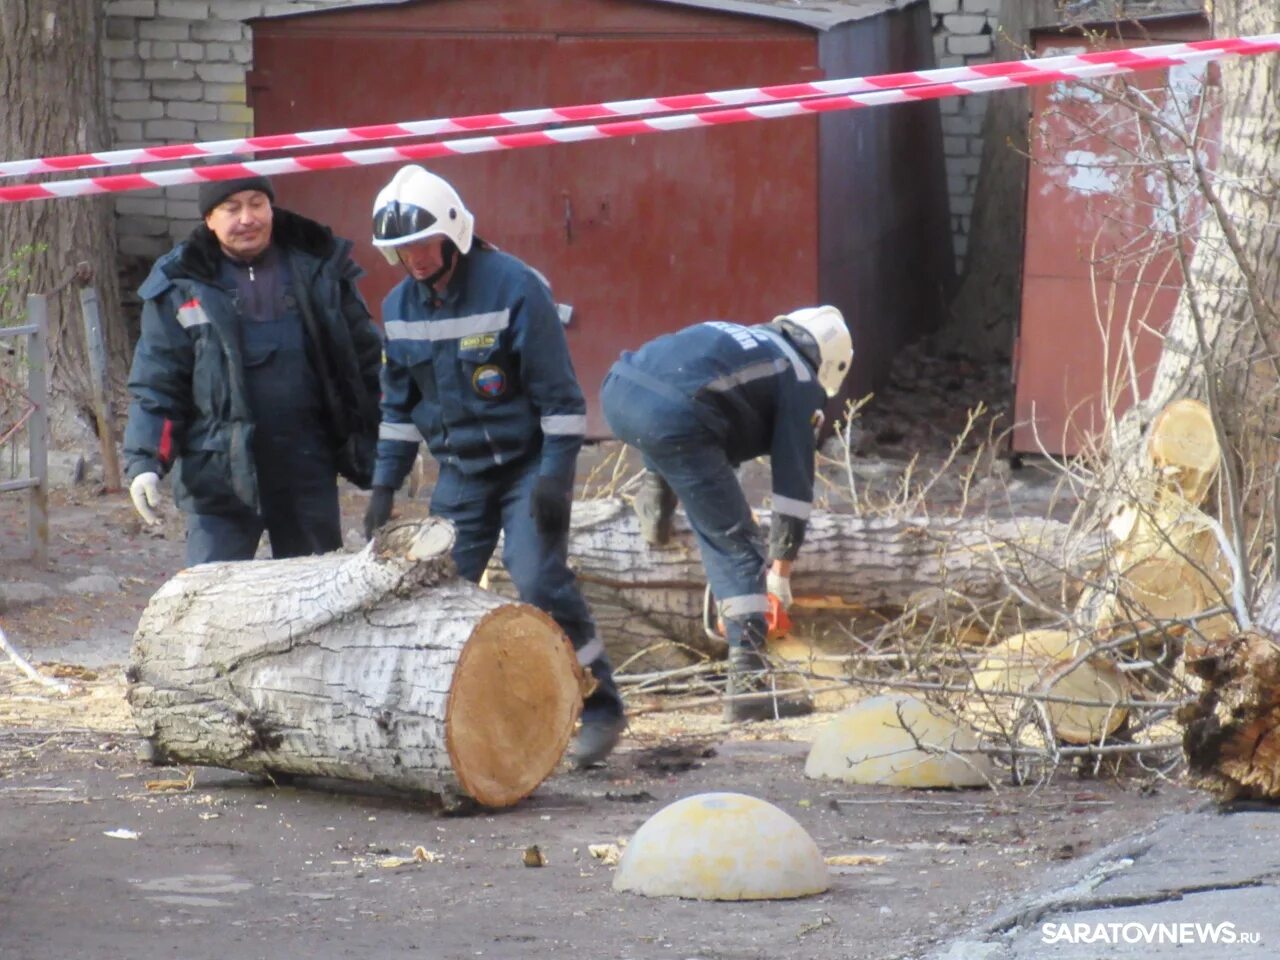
[374,245,586,490]
[611,321,825,528]
[123,210,383,516]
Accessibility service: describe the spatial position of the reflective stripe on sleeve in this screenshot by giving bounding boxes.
[541,414,587,436]
[378,421,423,443]
[771,494,813,519]
[575,637,605,666]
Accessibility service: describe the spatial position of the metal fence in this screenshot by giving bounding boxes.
[0,294,49,564]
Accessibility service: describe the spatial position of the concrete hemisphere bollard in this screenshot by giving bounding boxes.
[612,792,829,900]
[804,693,996,788]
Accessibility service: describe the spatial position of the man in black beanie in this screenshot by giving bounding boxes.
[122,175,383,564]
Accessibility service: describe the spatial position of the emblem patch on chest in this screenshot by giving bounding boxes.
[471,364,508,399]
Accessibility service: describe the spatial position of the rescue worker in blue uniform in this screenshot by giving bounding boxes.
[362,165,626,767]
[600,308,853,722]
[123,175,383,565]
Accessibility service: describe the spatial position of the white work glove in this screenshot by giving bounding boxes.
[129,472,162,525]
[766,570,792,610]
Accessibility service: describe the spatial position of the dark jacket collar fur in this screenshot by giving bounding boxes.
[174,207,340,284]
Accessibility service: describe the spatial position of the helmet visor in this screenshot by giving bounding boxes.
[373,201,438,244]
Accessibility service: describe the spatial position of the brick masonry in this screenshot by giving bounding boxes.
[103,0,998,273]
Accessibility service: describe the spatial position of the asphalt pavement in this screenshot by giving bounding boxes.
[929,804,1279,959]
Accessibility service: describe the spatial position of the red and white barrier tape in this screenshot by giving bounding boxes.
[1,34,1276,205]
[1,32,1276,183]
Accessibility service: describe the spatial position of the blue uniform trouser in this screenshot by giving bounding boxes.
[185,480,341,565]
[430,455,623,723]
[601,370,769,651]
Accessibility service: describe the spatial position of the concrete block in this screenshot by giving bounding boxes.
[943,13,989,34]
[114,100,164,120]
[166,197,201,219]
[153,80,205,101]
[168,101,219,121]
[204,82,247,104]
[139,20,190,40]
[106,0,158,16]
[196,62,245,83]
[110,59,144,79]
[149,40,178,59]
[144,118,198,139]
[168,218,202,241]
[944,135,967,156]
[931,0,960,12]
[191,21,246,42]
[948,34,993,56]
[208,0,267,21]
[106,17,138,39]
[115,195,168,217]
[196,121,252,140]
[178,42,203,60]
[218,103,255,124]
[158,0,211,18]
[103,39,136,59]
[144,60,196,80]
[204,42,233,61]
[118,214,173,237]
[110,80,151,101]
[962,0,1002,12]
[111,121,145,143]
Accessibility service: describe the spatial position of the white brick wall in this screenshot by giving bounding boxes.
[103,0,997,271]
[103,0,403,262]
[930,0,1003,273]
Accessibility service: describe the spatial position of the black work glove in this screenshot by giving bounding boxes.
[531,475,571,538]
[363,485,395,540]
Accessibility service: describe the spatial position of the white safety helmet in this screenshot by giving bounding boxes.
[371,165,475,265]
[774,305,853,398]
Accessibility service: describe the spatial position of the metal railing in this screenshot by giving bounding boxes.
[0,294,49,564]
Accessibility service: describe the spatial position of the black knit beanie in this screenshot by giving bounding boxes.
[198,175,275,217]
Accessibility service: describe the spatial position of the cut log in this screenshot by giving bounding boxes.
[1180,632,1280,801]
[1146,398,1220,506]
[128,518,583,810]
[965,629,1128,745]
[486,499,1091,671]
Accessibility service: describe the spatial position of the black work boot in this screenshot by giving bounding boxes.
[724,645,812,723]
[634,470,677,546]
[572,658,627,768]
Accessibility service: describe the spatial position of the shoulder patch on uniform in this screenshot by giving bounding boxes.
[176,298,211,329]
[471,364,507,399]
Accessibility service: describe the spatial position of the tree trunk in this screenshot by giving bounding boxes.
[486,499,1093,671]
[1105,0,1280,596]
[128,519,584,810]
[933,1,1047,358]
[0,1,127,442]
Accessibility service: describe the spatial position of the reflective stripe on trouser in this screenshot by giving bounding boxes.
[429,455,622,722]
[601,371,767,652]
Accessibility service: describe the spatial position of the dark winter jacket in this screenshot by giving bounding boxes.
[123,208,383,516]
[373,245,586,491]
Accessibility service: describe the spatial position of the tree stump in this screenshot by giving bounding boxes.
[128,518,583,810]
[1180,632,1280,801]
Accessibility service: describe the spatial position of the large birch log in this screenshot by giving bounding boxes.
[128,518,583,810]
[486,499,1092,671]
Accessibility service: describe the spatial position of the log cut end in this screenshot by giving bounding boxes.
[446,605,584,808]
